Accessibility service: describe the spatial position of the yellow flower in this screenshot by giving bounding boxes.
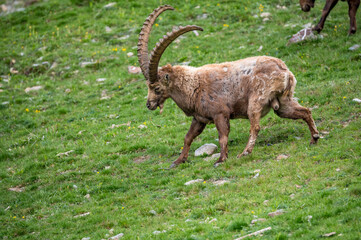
[195,46,199,49]
[203,181,206,184]
[251,210,255,214]
[25,108,29,112]
[122,48,126,52]
[122,207,125,210]
[155,23,159,27]
[13,216,16,219]
[343,96,346,99]
[223,24,229,27]
[217,3,220,6]
[35,109,40,113]
[22,216,25,219]
[97,172,99,174]
[143,122,146,125]
[181,147,183,150]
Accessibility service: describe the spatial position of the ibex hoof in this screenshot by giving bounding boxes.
[237,151,249,158]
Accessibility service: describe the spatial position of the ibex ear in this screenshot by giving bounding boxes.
[161,64,173,86]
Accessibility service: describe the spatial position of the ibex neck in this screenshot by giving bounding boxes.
[169,66,199,116]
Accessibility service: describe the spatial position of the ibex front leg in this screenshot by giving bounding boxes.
[214,114,230,167]
[170,118,206,168]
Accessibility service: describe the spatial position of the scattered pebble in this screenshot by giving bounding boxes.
[352,98,361,103]
[268,209,285,217]
[119,35,129,40]
[128,66,141,74]
[138,124,147,129]
[263,200,269,205]
[290,193,295,199]
[196,13,208,20]
[81,238,90,240]
[153,230,166,235]
[257,45,263,52]
[127,52,134,57]
[302,23,313,28]
[149,210,157,215]
[213,180,230,186]
[194,143,217,156]
[277,154,289,161]
[184,179,204,186]
[349,44,360,51]
[108,233,124,239]
[322,232,336,237]
[204,153,221,161]
[336,168,340,172]
[105,26,112,33]
[74,212,90,218]
[84,194,90,199]
[260,12,271,18]
[253,173,260,179]
[56,150,74,157]
[288,28,322,45]
[251,218,266,224]
[25,85,43,93]
[8,186,25,192]
[96,78,106,82]
[80,62,96,68]
[104,2,116,9]
[65,88,71,93]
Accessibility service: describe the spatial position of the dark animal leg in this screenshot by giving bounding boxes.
[170,118,206,168]
[275,97,319,144]
[348,0,360,34]
[313,0,339,33]
[214,114,230,167]
[237,105,262,158]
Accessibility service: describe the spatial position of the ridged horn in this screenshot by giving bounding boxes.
[137,5,174,80]
[148,25,203,83]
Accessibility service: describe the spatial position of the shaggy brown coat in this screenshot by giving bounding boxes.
[139,6,320,167]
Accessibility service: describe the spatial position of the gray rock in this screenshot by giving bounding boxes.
[204,153,221,161]
[349,44,360,51]
[108,233,124,239]
[195,143,217,156]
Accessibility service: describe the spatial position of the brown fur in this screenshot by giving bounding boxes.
[139,6,320,167]
[147,57,320,167]
[300,0,360,34]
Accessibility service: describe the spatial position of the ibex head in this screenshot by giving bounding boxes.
[299,0,315,12]
[137,5,203,113]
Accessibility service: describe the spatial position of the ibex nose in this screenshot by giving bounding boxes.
[146,101,150,109]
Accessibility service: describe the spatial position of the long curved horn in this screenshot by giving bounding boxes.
[137,5,174,80]
[148,25,203,83]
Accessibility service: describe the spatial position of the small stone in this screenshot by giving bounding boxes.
[138,124,147,129]
[96,78,106,82]
[104,2,116,9]
[196,13,208,20]
[349,44,360,51]
[204,153,221,161]
[105,166,111,170]
[257,45,263,52]
[213,180,230,186]
[288,28,322,45]
[184,179,204,186]
[108,233,124,239]
[193,30,199,36]
[295,184,302,189]
[153,230,166,235]
[119,35,129,40]
[290,193,295,199]
[25,85,43,93]
[128,66,141,74]
[74,212,90,218]
[260,12,271,18]
[65,88,71,93]
[82,238,90,240]
[105,26,112,33]
[322,232,336,237]
[84,194,90,199]
[80,62,96,68]
[2,101,9,105]
[253,173,260,179]
[8,186,25,192]
[302,23,313,28]
[336,168,340,172]
[194,143,217,156]
[352,98,361,103]
[263,17,269,22]
[251,218,266,224]
[263,200,269,205]
[277,154,289,161]
[127,52,134,57]
[268,209,285,217]
[149,210,157,215]
[73,185,78,189]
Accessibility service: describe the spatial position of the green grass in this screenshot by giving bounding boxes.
[1,0,360,239]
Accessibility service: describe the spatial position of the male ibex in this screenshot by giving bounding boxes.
[299,0,360,34]
[138,5,319,167]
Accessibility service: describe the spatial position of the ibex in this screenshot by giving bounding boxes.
[299,0,360,34]
[138,5,320,167]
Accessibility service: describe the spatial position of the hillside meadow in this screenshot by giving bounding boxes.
[0,0,360,239]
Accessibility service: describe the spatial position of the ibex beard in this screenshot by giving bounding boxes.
[138,5,320,168]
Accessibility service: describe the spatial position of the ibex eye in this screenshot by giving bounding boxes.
[154,87,161,95]
[165,74,169,81]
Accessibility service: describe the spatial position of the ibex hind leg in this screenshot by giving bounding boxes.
[275,96,319,144]
[237,105,262,158]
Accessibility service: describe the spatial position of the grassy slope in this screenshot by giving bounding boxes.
[0,0,360,239]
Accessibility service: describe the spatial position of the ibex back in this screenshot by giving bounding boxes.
[138,5,320,168]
